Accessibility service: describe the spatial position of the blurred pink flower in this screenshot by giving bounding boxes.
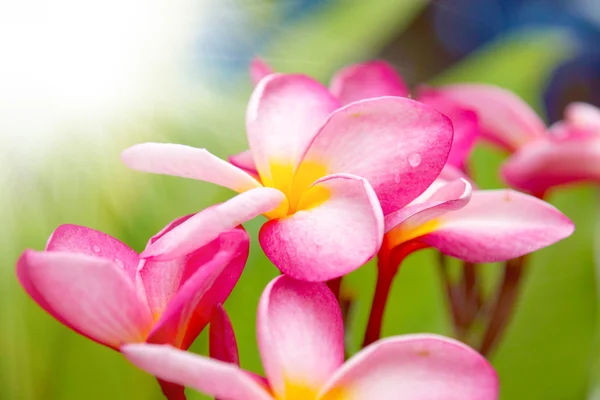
[417,85,600,196]
[122,73,453,281]
[123,275,499,400]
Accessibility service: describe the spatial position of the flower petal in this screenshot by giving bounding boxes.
[17,250,153,349]
[297,97,453,213]
[421,189,574,262]
[257,276,344,398]
[250,57,274,86]
[121,143,261,193]
[565,102,600,129]
[46,224,139,279]
[418,94,479,170]
[319,334,498,400]
[384,179,472,248]
[246,74,339,188]
[329,60,410,106]
[141,187,286,260]
[122,344,273,400]
[210,304,240,365]
[502,138,600,195]
[259,174,384,281]
[145,229,249,350]
[229,149,259,178]
[418,84,546,152]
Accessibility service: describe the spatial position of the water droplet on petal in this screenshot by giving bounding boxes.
[408,153,422,167]
[114,259,124,269]
[92,245,101,253]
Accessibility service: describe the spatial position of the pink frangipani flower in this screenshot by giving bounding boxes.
[123,275,499,400]
[416,86,600,196]
[17,204,250,398]
[381,170,575,268]
[122,73,453,281]
[248,59,479,172]
[502,102,600,196]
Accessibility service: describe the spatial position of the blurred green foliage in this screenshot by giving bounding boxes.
[1,2,597,399]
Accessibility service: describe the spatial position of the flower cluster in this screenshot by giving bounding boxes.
[18,58,594,399]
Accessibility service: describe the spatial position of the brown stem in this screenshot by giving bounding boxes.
[438,253,467,337]
[479,256,526,356]
[461,261,480,329]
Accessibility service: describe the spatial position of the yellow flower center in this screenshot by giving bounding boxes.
[261,159,330,219]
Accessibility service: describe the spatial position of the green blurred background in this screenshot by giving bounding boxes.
[1,0,598,399]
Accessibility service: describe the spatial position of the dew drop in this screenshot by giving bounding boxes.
[114,259,124,269]
[92,245,101,253]
[408,153,422,167]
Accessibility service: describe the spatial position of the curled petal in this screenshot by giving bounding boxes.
[46,224,139,280]
[17,251,153,349]
[122,344,272,400]
[210,304,240,365]
[259,174,384,281]
[502,138,600,194]
[385,179,472,247]
[250,57,274,86]
[319,334,498,400]
[147,229,249,349]
[257,276,344,398]
[298,97,453,213]
[246,74,339,188]
[421,189,574,262]
[141,187,286,260]
[121,143,261,193]
[329,60,410,105]
[418,84,546,152]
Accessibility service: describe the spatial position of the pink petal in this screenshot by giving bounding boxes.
[565,102,600,129]
[418,84,546,152]
[259,174,384,281]
[250,57,274,86]
[46,224,139,279]
[421,189,574,262]
[384,179,472,247]
[229,149,259,178]
[147,229,249,349]
[319,334,498,400]
[121,143,262,193]
[246,74,339,187]
[297,97,453,214]
[329,60,410,106]
[502,138,600,194]
[210,304,240,366]
[17,250,153,349]
[122,344,273,400]
[257,276,344,398]
[141,187,286,260]
[418,94,479,170]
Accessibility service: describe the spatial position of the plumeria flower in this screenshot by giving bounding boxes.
[248,58,479,172]
[502,102,600,196]
[381,168,575,269]
[17,203,251,398]
[122,73,453,281]
[122,275,499,400]
[417,86,600,197]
